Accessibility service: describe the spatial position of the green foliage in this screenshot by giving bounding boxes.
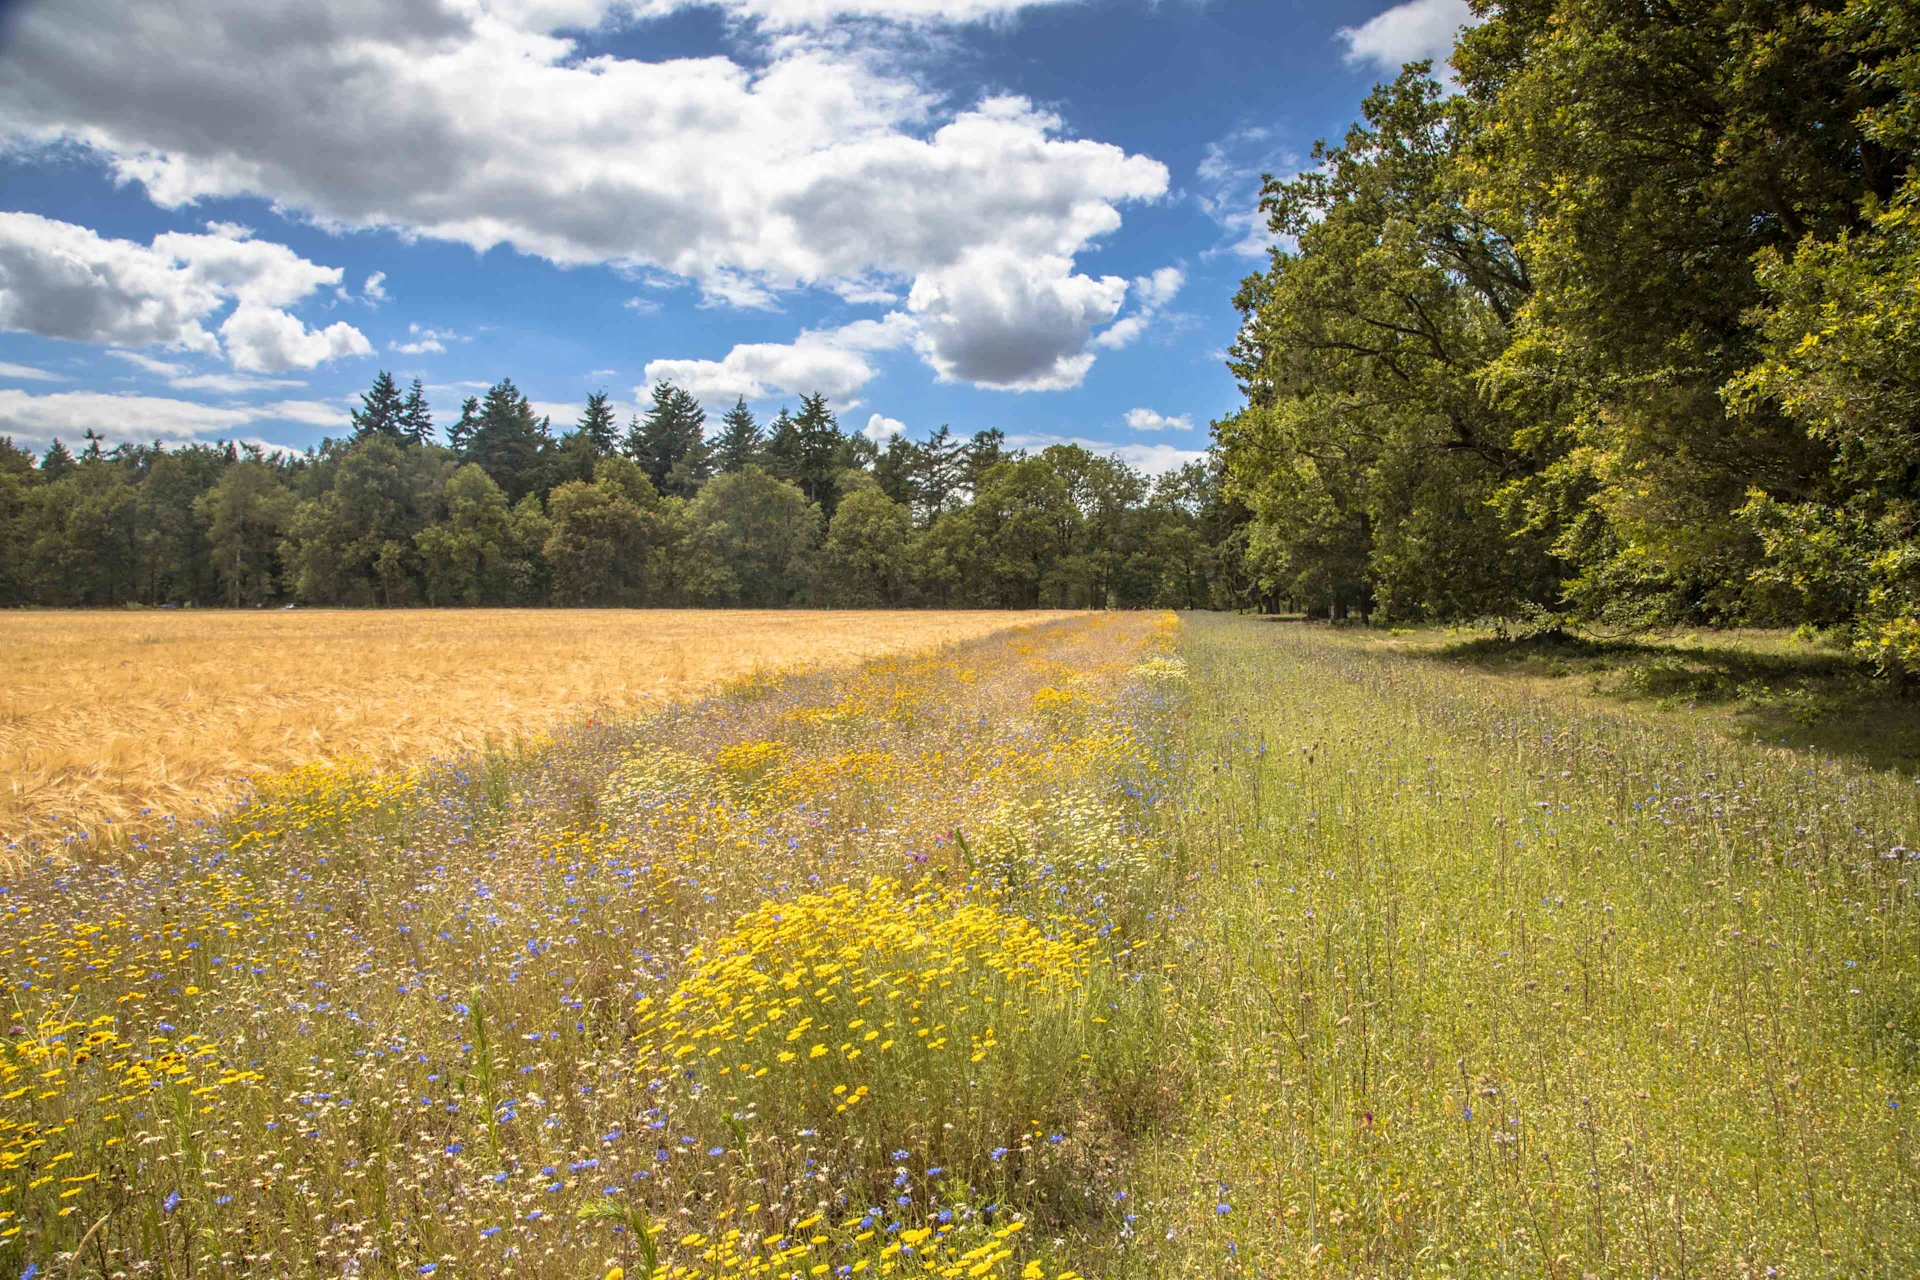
[824,482,913,605]
[713,396,763,474]
[576,389,619,455]
[1212,0,1920,667]
[627,381,713,498]
[0,385,1248,610]
[681,466,820,606]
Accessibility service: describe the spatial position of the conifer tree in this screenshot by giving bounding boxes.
[788,392,845,513]
[447,396,480,454]
[398,378,434,447]
[627,381,712,498]
[714,397,763,473]
[578,391,619,455]
[465,378,551,503]
[40,438,75,479]
[351,370,406,440]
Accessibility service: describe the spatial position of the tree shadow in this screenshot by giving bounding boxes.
[1414,630,1920,774]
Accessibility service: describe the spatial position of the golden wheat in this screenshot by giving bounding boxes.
[0,608,1080,844]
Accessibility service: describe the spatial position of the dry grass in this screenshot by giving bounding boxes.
[0,608,1079,844]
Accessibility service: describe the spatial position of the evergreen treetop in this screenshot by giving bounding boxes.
[351,371,406,441]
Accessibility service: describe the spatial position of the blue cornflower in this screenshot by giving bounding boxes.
[163,1191,180,1213]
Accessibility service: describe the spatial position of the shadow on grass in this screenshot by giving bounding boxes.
[1418,630,1920,775]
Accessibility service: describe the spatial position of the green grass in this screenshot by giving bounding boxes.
[1339,621,1920,773]
[6,612,1915,1277]
[1111,614,1919,1277]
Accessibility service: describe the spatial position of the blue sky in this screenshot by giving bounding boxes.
[0,0,1469,473]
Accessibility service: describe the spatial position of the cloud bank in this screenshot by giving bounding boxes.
[0,0,1168,394]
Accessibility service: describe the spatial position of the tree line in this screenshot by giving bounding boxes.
[0,374,1234,610]
[1215,0,1920,673]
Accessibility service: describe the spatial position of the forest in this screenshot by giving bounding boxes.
[0,378,1231,612]
[1216,0,1920,673]
[4,0,1919,672]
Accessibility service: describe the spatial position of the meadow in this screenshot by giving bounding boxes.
[0,612,1913,1277]
[0,609,1077,848]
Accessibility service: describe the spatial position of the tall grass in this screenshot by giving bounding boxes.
[0,608,1080,847]
[1117,614,1919,1277]
[0,614,1170,1278]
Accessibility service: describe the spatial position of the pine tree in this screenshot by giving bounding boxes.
[963,428,1008,496]
[714,397,763,473]
[351,370,406,440]
[789,392,846,513]
[627,381,712,498]
[465,378,552,504]
[447,397,481,454]
[40,437,76,479]
[578,391,619,455]
[918,425,966,520]
[763,408,801,481]
[398,378,434,446]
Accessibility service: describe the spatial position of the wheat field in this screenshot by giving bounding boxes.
[0,608,1077,845]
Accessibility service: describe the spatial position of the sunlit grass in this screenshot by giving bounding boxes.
[1114,615,1920,1278]
[0,613,1175,1277]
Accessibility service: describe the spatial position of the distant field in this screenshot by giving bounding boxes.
[0,608,1077,844]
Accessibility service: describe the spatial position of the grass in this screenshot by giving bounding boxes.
[2,611,1913,1277]
[0,608,1079,848]
[1116,615,1918,1277]
[1345,622,1920,773]
[0,613,1176,1278]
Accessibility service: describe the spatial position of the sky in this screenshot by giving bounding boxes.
[0,0,1471,475]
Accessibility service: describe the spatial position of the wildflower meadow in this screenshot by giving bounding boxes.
[2,612,1916,1278]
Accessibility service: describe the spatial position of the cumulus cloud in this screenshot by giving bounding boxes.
[0,387,335,449]
[362,271,388,303]
[0,362,65,382]
[0,2,1167,393]
[1093,264,1185,351]
[864,413,907,441]
[220,304,373,373]
[390,323,460,355]
[907,249,1127,391]
[646,313,916,405]
[1124,407,1193,432]
[0,212,372,373]
[1338,0,1475,73]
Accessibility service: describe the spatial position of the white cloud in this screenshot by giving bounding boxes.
[0,212,372,372]
[0,362,65,382]
[623,297,661,315]
[1106,441,1208,476]
[1338,0,1475,73]
[106,350,192,377]
[362,271,387,303]
[168,372,307,393]
[646,313,917,406]
[907,249,1127,391]
[864,413,907,441]
[1093,264,1186,351]
[220,304,373,373]
[629,0,1073,24]
[1007,431,1206,477]
[389,322,460,355]
[1133,265,1186,310]
[261,399,353,427]
[1124,407,1193,432]
[1195,130,1296,260]
[0,387,339,448]
[0,4,1166,392]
